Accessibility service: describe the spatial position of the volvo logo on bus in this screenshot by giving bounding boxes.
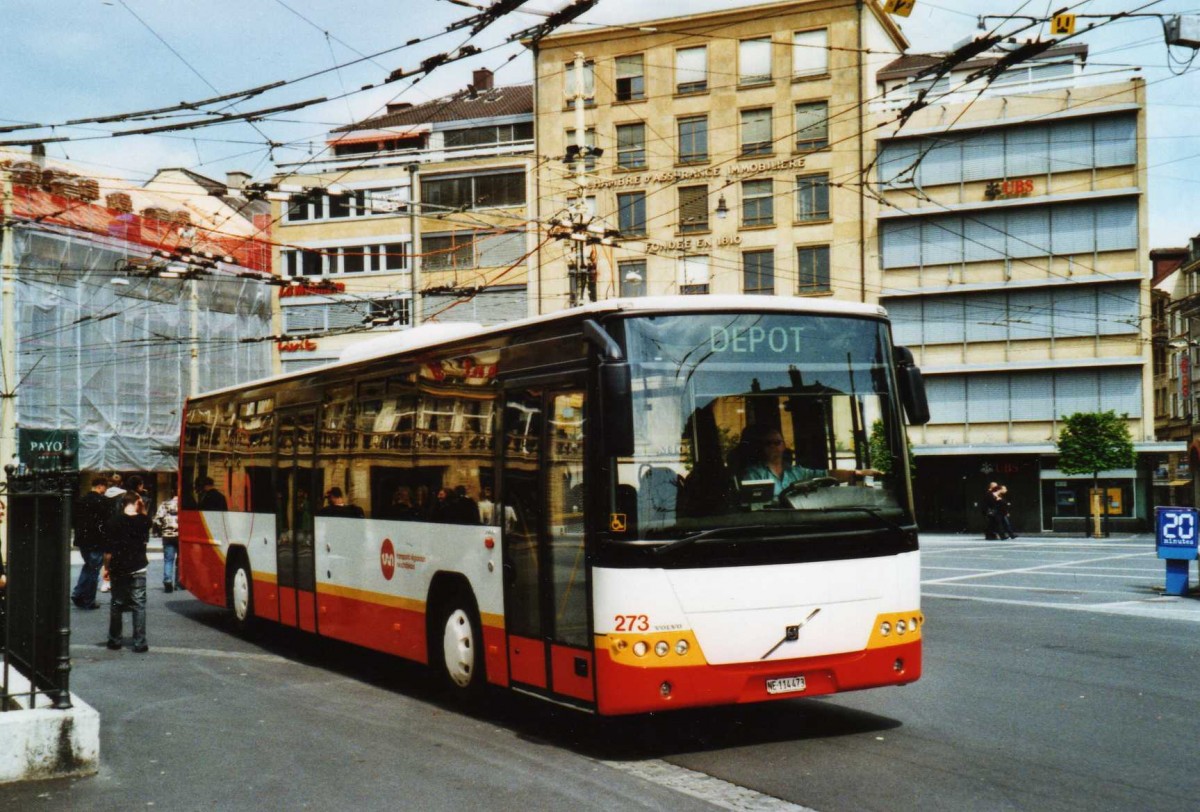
[380,538,396,580]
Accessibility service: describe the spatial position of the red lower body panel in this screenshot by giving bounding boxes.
[595,640,922,716]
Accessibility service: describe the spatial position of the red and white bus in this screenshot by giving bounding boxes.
[178,296,930,715]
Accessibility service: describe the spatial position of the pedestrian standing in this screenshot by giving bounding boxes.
[99,474,127,593]
[995,485,1018,539]
[71,475,110,609]
[982,482,1003,540]
[105,491,151,652]
[153,495,179,592]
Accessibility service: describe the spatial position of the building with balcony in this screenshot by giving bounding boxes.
[270,69,535,372]
[529,0,906,311]
[874,44,1176,533]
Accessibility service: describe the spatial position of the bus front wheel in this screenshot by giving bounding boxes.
[432,590,485,699]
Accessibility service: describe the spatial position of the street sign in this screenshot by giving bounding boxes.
[1155,506,1198,560]
[883,0,916,18]
[1050,13,1076,35]
[1155,506,1197,597]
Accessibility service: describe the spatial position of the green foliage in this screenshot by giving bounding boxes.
[1055,411,1135,476]
[870,419,915,479]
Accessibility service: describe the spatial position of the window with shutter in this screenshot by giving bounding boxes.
[1093,116,1136,168]
[1097,283,1140,335]
[1050,120,1093,173]
[678,186,709,233]
[926,376,967,423]
[741,108,773,156]
[676,47,707,94]
[794,102,829,150]
[1010,372,1053,420]
[1050,204,1095,256]
[968,375,1009,423]
[1095,200,1137,252]
[1006,125,1050,177]
[739,38,772,85]
[880,220,921,269]
[793,29,828,77]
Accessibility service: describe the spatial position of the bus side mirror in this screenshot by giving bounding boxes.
[600,361,634,458]
[894,346,930,425]
[583,319,634,458]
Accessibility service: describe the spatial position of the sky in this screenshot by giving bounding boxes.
[2,0,1198,246]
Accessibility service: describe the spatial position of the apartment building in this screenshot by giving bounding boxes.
[1155,241,1200,506]
[271,69,534,372]
[874,44,1175,533]
[530,0,906,310]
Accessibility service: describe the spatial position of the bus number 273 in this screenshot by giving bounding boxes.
[614,614,649,632]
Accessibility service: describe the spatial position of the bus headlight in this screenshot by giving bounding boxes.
[675,639,689,656]
[896,619,908,635]
[879,621,892,637]
[654,641,670,657]
[633,641,648,657]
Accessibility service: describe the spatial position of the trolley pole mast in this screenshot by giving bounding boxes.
[554,52,617,308]
[0,168,17,474]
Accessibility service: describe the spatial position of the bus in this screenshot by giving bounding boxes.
[178,296,930,715]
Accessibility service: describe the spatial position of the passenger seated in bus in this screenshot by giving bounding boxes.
[384,486,421,520]
[736,425,880,498]
[196,476,228,512]
[317,487,365,518]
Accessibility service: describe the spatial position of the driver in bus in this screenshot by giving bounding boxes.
[738,425,881,497]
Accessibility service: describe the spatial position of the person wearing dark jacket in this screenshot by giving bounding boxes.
[105,491,151,652]
[72,476,111,609]
[196,476,228,512]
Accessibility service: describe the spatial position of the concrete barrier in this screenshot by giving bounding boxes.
[0,667,99,784]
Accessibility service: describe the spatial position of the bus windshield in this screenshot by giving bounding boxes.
[611,312,912,540]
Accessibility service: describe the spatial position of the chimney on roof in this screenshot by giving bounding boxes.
[386,102,413,114]
[472,69,494,91]
[31,143,46,167]
[226,170,251,192]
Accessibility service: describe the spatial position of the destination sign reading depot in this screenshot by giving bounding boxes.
[710,326,808,354]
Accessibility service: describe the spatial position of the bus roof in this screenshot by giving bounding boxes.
[193,295,888,402]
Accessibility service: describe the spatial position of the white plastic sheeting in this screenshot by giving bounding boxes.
[13,228,272,472]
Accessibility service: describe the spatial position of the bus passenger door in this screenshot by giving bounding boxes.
[501,384,594,706]
[276,408,321,633]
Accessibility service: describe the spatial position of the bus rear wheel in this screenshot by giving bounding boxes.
[227,559,254,633]
[432,591,485,699]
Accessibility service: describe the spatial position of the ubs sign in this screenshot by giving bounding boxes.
[18,429,79,470]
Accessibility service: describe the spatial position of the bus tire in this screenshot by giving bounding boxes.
[431,587,486,700]
[227,555,255,634]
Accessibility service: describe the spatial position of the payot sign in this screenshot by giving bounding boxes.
[18,428,79,470]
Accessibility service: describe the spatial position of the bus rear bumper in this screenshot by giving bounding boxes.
[594,640,922,716]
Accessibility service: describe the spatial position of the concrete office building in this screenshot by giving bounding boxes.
[530,0,906,310]
[874,44,1177,533]
[271,69,535,372]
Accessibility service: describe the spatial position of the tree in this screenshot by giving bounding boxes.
[1055,411,1135,537]
[869,419,915,480]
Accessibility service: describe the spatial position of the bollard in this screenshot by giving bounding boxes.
[1155,506,1198,597]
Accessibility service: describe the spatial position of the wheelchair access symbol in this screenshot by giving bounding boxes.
[610,514,628,533]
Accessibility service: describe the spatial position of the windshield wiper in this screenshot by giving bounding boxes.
[651,525,781,557]
[801,506,908,533]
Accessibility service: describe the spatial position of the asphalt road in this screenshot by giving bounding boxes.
[2,534,1198,812]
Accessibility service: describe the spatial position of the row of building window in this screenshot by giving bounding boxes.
[614,173,831,235]
[924,367,1142,424]
[880,199,1138,269]
[280,230,527,277]
[877,114,1137,187]
[885,282,1141,346]
[284,170,526,223]
[607,102,829,169]
[567,30,831,103]
[282,297,411,334]
[616,245,830,297]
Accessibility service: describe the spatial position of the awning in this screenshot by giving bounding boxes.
[327,124,430,146]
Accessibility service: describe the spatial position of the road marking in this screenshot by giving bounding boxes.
[924,592,1200,623]
[72,644,290,664]
[922,552,1145,585]
[600,759,816,812]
